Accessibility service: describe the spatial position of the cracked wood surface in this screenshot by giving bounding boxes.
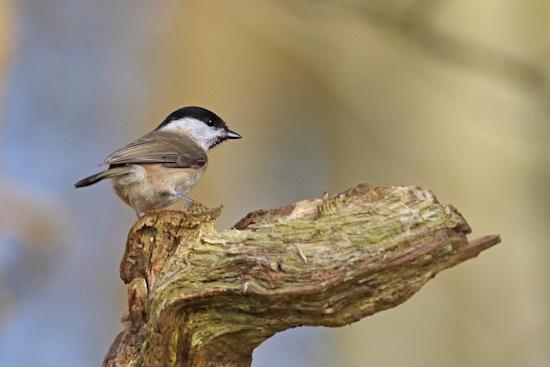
[103,183,500,367]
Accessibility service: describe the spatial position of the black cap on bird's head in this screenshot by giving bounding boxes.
[155,106,241,150]
[155,106,225,130]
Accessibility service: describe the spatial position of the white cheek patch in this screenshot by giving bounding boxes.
[161,117,222,150]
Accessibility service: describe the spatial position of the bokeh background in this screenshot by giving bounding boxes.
[0,1,548,366]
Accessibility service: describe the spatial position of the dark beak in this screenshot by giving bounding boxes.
[226,129,242,139]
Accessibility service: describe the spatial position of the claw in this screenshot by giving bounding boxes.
[174,192,202,210]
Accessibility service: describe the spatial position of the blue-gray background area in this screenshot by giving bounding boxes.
[0,2,328,366]
[0,2,149,366]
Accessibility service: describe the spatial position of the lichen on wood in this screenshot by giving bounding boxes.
[103,183,500,367]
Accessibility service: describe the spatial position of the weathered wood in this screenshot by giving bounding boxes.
[103,183,500,367]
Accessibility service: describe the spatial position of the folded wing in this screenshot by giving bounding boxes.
[104,131,207,168]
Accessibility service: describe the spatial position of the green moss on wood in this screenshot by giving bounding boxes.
[102,184,500,367]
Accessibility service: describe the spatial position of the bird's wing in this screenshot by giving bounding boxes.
[104,131,207,168]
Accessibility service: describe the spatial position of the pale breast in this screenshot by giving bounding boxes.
[143,163,206,195]
[110,163,207,215]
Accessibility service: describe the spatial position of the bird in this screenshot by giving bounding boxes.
[75,106,242,217]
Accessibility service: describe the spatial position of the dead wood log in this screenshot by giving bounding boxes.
[103,183,500,367]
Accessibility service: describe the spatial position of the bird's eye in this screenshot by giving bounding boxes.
[206,119,214,127]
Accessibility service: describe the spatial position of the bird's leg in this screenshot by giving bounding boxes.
[174,192,198,209]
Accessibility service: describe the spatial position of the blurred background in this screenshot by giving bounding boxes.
[0,1,548,366]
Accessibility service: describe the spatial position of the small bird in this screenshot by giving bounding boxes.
[75,106,241,217]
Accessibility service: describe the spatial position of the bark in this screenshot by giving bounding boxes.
[103,183,500,367]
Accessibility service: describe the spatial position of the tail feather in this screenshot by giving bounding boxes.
[74,166,132,188]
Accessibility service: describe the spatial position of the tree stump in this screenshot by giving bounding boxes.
[102,183,500,367]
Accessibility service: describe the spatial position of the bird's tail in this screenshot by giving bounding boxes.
[74,166,132,188]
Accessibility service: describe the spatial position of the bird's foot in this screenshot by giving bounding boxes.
[174,193,202,210]
[184,200,204,209]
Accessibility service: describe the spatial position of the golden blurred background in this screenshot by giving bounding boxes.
[0,1,548,366]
